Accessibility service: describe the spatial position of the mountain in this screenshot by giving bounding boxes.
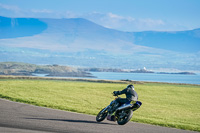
[133,29,200,53]
[0,16,200,71]
[0,16,47,39]
[0,16,135,53]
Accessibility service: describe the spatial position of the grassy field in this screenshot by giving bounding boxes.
[0,79,199,131]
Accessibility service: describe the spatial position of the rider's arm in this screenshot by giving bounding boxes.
[115,88,127,95]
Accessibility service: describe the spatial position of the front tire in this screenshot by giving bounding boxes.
[117,109,133,125]
[96,108,108,122]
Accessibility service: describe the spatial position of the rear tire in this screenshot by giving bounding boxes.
[117,110,133,125]
[96,108,108,122]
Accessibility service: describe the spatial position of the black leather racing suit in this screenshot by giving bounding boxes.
[114,87,138,106]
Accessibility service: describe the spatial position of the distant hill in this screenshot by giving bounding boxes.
[0,62,93,77]
[0,16,200,70]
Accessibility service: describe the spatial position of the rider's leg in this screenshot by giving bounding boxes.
[111,98,128,112]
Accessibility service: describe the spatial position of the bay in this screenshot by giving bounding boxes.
[90,72,200,85]
[32,72,200,85]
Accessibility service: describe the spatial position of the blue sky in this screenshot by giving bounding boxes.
[0,0,200,31]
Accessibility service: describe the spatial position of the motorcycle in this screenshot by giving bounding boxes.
[96,94,142,125]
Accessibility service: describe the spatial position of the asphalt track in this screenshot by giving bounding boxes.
[0,99,198,133]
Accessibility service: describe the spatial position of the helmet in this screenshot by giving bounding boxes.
[127,84,134,90]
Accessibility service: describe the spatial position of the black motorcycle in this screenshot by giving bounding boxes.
[96,95,142,125]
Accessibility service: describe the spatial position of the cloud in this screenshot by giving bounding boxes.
[0,3,23,17]
[0,3,78,19]
[0,3,20,12]
[0,3,25,18]
[138,18,165,27]
[31,9,53,14]
[82,12,187,32]
[0,3,187,31]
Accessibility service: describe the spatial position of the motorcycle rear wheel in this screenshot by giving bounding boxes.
[117,109,133,125]
[96,108,108,122]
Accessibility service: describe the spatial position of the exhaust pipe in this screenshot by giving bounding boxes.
[116,101,142,111]
[116,104,133,111]
[131,101,142,111]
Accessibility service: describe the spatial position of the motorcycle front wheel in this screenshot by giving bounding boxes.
[96,107,108,122]
[117,109,133,125]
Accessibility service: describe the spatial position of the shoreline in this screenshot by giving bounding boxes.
[0,75,199,86]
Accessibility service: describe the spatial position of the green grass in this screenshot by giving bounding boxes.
[0,79,199,131]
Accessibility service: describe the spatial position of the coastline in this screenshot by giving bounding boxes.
[0,75,199,86]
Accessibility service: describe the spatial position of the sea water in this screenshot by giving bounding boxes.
[32,72,200,85]
[90,72,200,85]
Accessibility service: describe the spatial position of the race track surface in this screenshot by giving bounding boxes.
[0,99,198,133]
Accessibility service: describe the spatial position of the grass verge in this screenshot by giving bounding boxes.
[0,78,199,131]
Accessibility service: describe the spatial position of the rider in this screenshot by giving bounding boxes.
[111,84,138,112]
